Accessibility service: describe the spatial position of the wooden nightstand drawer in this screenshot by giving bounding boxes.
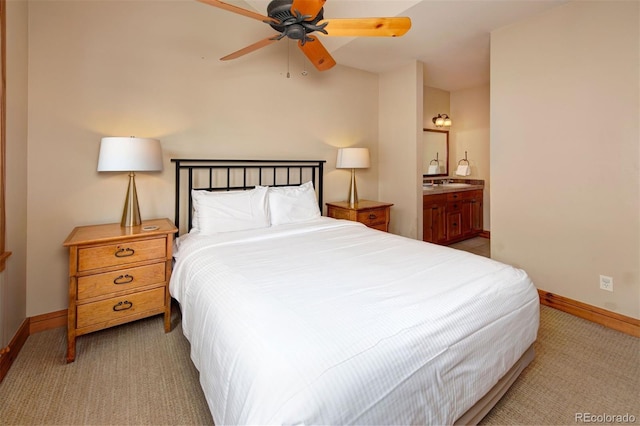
[368,223,389,232]
[327,207,353,221]
[77,263,166,300]
[76,287,165,330]
[357,208,388,227]
[326,200,394,232]
[78,237,167,272]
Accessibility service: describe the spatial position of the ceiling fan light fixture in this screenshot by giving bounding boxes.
[287,24,306,40]
[432,113,451,128]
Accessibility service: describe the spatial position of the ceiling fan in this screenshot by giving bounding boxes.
[197,0,412,71]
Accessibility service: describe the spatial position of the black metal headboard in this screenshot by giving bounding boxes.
[172,159,326,234]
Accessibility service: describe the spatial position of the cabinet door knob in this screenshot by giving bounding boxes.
[112,300,133,312]
[115,247,135,258]
[113,274,134,285]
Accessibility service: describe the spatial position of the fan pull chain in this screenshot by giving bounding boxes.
[301,46,308,77]
[286,40,291,78]
[283,39,308,78]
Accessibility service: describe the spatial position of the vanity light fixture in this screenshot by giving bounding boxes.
[336,147,371,207]
[432,114,452,128]
[97,136,164,227]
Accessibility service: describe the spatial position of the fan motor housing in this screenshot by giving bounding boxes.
[267,0,325,40]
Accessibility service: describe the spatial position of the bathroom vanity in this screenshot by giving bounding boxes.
[423,180,484,245]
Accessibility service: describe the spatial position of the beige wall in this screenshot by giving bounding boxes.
[3,0,29,345]
[423,86,450,131]
[26,0,381,316]
[491,1,639,318]
[379,61,423,238]
[17,0,636,323]
[450,85,490,230]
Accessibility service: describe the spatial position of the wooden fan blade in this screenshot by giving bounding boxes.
[196,0,277,24]
[291,0,325,19]
[298,36,336,71]
[320,17,411,37]
[221,37,280,61]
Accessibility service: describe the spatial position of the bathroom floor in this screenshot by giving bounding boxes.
[449,236,491,258]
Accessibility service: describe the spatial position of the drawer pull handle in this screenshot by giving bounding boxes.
[368,214,377,220]
[113,274,134,285]
[113,301,133,312]
[115,248,135,258]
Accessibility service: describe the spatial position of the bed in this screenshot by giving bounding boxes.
[169,159,539,425]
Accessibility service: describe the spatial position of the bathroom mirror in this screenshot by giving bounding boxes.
[423,129,449,177]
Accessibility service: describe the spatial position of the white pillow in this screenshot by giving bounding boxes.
[267,181,321,225]
[191,190,246,232]
[191,186,270,234]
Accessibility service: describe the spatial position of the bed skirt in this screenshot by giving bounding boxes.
[455,344,535,425]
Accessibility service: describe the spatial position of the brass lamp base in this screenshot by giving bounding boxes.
[121,172,142,227]
[347,168,359,207]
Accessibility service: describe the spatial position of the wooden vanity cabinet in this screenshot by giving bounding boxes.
[423,189,483,245]
[446,211,463,241]
[446,193,463,241]
[463,191,483,237]
[423,194,447,244]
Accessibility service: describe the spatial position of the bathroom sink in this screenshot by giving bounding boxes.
[440,183,472,188]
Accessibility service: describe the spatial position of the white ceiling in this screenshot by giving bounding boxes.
[221,0,568,91]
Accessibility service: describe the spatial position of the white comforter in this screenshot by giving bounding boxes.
[170,218,539,425]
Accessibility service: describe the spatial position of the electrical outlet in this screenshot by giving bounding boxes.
[599,275,613,292]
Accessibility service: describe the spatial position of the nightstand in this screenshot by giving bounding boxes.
[326,200,394,232]
[63,218,177,363]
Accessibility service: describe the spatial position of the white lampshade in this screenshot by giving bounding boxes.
[336,147,370,207]
[97,137,163,172]
[336,148,371,169]
[97,136,163,227]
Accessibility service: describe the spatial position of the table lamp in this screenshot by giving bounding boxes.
[336,147,370,206]
[97,136,163,227]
